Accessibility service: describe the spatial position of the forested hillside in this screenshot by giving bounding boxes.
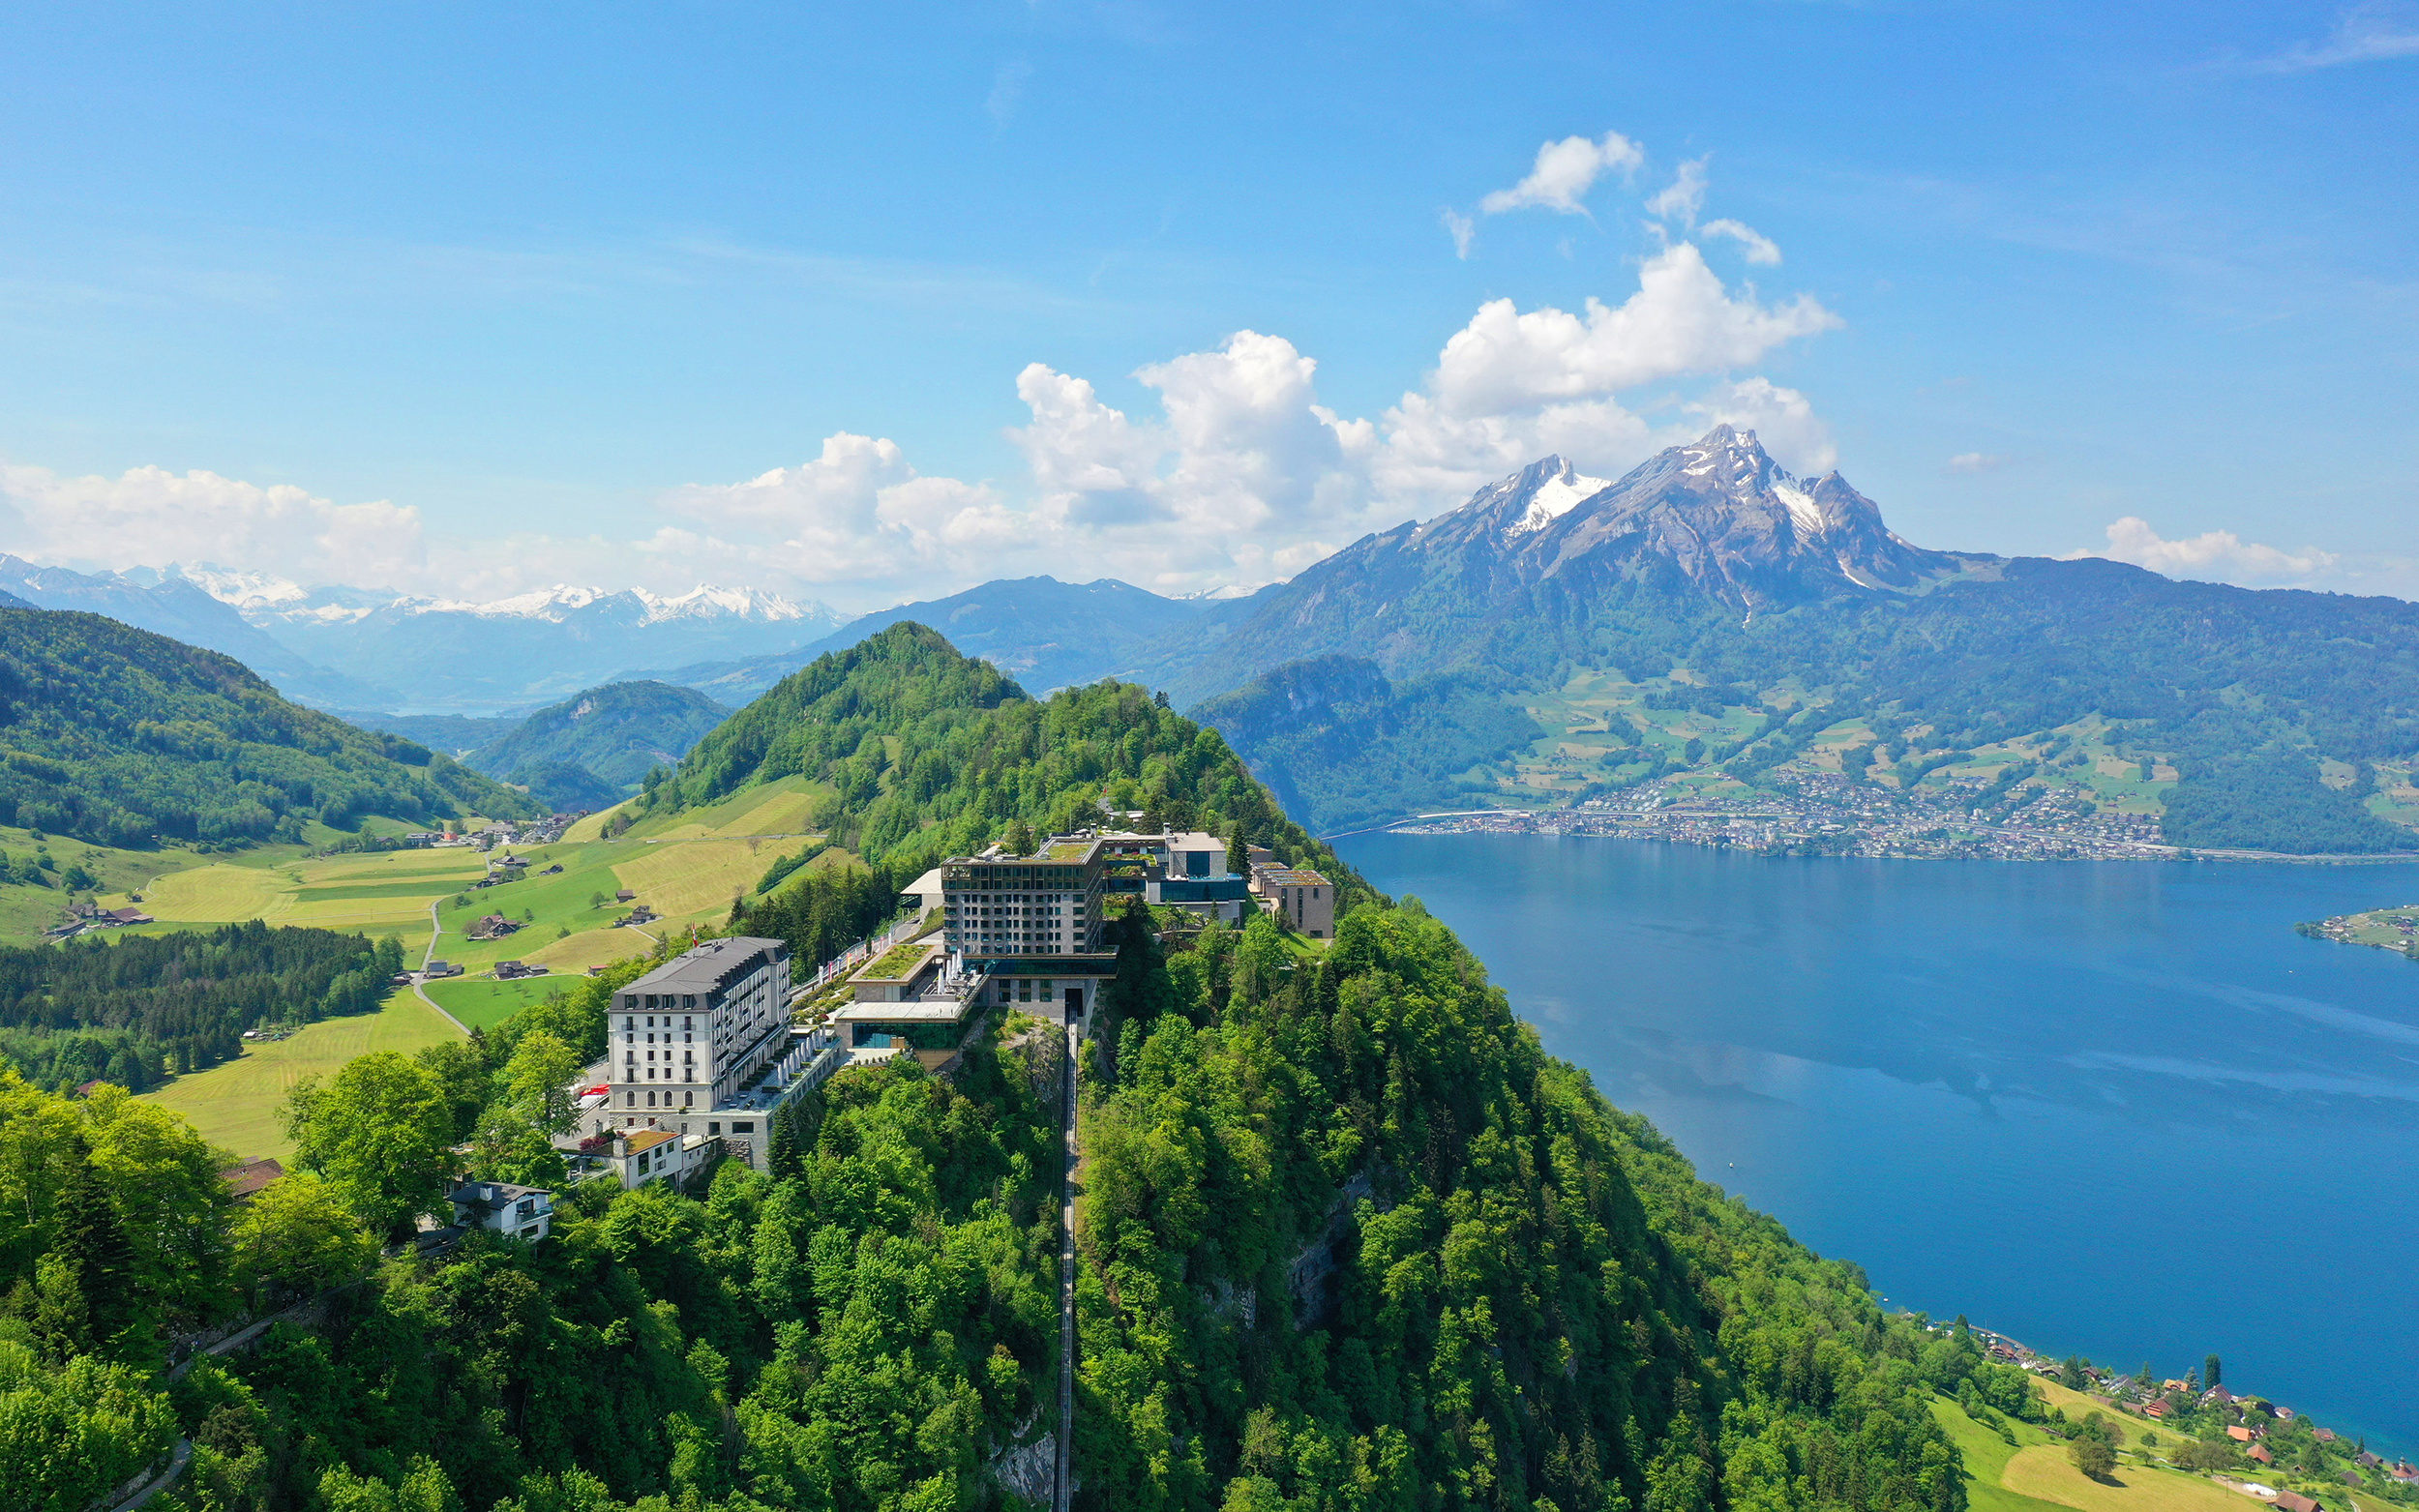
[659,623,1377,930]
[0,608,532,847]
[1191,657,1541,833]
[463,681,730,795]
[0,922,404,1093]
[9,643,2258,1512]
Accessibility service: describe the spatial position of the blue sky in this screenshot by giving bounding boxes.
[1,1,2413,609]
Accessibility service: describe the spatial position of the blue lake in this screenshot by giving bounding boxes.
[1332,832,2419,1452]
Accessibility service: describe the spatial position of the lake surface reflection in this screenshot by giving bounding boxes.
[1332,832,2419,1450]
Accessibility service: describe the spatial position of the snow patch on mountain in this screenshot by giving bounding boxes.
[1508,461,1610,537]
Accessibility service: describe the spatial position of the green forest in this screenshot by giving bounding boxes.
[674,624,1379,928]
[1191,657,1542,835]
[0,608,532,848]
[463,681,731,797]
[0,898,2041,1512]
[0,923,406,1094]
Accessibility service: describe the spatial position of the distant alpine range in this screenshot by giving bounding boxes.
[8,424,2416,853]
[0,558,844,711]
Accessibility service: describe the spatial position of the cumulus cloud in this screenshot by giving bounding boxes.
[2236,1,2419,72]
[0,462,428,586]
[1689,378,1837,473]
[1478,132,1644,216]
[1945,452,2007,473]
[2086,518,2341,583]
[1645,157,1710,227]
[1700,218,1781,265]
[659,430,1019,586]
[1419,244,1840,416]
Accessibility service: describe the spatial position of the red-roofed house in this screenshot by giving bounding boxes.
[2248,1444,2275,1466]
[220,1158,285,1203]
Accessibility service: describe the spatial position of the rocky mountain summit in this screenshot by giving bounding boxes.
[1134,425,1988,703]
[1387,424,1976,608]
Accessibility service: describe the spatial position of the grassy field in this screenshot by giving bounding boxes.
[1997,1445,2252,1512]
[1923,1382,2331,1512]
[424,974,578,1032]
[563,775,832,845]
[1927,1397,2072,1512]
[134,992,463,1163]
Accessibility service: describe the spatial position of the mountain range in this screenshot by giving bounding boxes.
[199,573,843,710]
[626,575,1210,705]
[1118,424,2419,848]
[0,558,844,713]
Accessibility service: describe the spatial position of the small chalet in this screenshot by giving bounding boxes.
[448,1180,553,1242]
[587,1127,718,1191]
[2248,1444,2275,1466]
[2228,1426,2257,1442]
[220,1158,285,1203]
[101,906,153,926]
[466,914,521,941]
[616,889,637,903]
[2142,1401,2165,1419]
[2272,1493,2321,1512]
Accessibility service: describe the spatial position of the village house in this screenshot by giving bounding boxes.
[2272,1492,2321,1512]
[2248,1444,2275,1467]
[448,1180,553,1242]
[2227,1425,2258,1442]
[219,1158,284,1203]
[587,1127,719,1190]
[466,913,521,941]
[1251,863,1335,938]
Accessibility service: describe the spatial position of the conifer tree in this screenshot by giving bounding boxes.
[43,1145,138,1359]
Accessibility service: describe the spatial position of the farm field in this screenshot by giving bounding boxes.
[566,774,831,844]
[135,991,463,1163]
[1928,1388,2302,1512]
[424,975,576,1033]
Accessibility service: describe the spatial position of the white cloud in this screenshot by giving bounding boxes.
[1945,452,2007,473]
[2238,2,2419,72]
[1689,378,1837,474]
[1645,157,1710,227]
[0,462,427,587]
[2086,518,2340,583]
[1441,209,1475,259]
[1419,244,1840,416]
[1701,218,1782,265]
[1478,132,1644,216]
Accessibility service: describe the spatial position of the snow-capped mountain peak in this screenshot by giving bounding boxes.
[162,562,313,611]
[633,584,812,624]
[1507,457,1611,538]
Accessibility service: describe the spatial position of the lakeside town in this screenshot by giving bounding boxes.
[1386,768,2390,863]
